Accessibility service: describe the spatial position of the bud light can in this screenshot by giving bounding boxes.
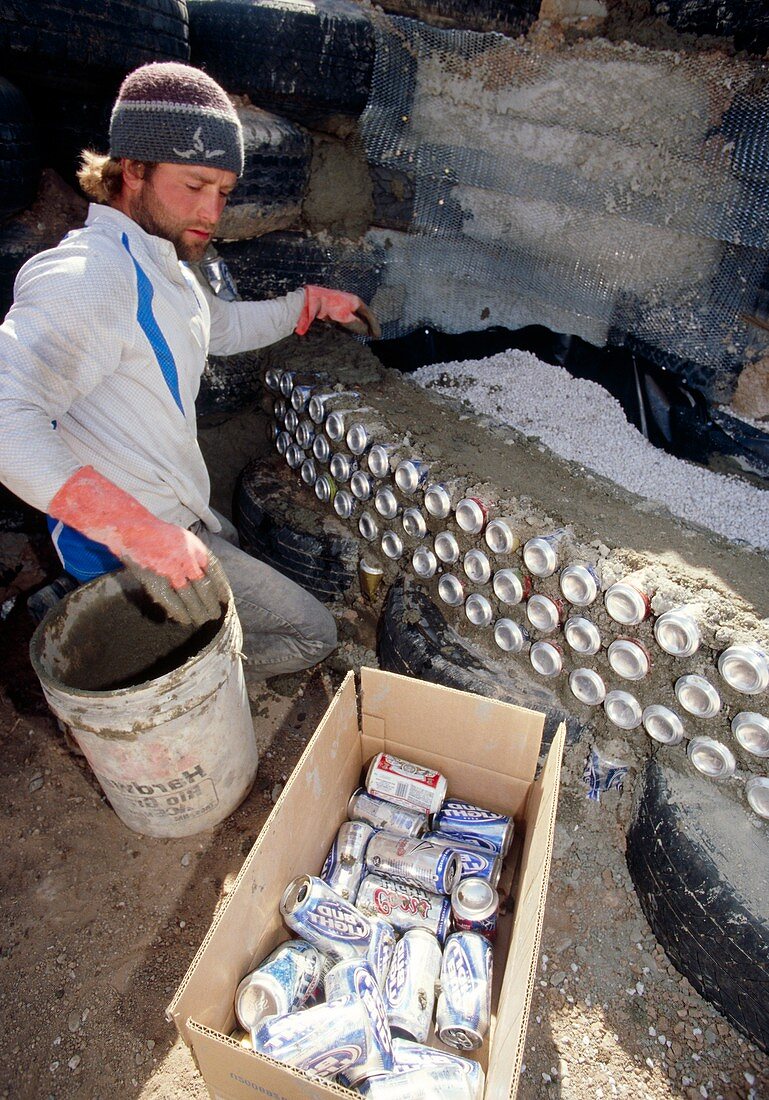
[280,875,371,960]
[436,931,492,1051]
[432,798,514,857]
[366,915,396,990]
[234,940,323,1032]
[356,873,451,942]
[424,832,502,887]
[349,787,428,837]
[384,927,442,1043]
[365,832,461,895]
[323,959,394,1083]
[321,821,375,901]
[366,752,447,814]
[358,1062,480,1099]
[391,1037,485,1096]
[252,994,379,1079]
[451,877,499,941]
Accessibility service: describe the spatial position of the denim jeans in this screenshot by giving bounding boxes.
[193,513,338,679]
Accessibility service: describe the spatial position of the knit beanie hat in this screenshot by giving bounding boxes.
[109,62,244,176]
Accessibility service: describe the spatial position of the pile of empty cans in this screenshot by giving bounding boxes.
[231,752,514,1098]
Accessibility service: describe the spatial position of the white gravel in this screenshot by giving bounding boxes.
[414,349,769,551]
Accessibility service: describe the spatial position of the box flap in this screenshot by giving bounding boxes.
[360,668,543,810]
[485,720,566,1100]
[167,672,360,1048]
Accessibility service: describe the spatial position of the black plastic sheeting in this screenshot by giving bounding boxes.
[370,325,769,489]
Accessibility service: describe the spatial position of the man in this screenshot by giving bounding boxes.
[0,61,379,679]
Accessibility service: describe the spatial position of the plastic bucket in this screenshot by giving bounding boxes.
[30,570,258,838]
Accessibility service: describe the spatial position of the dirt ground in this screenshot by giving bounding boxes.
[1,331,768,1100]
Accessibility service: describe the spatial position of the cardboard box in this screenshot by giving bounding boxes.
[168,668,566,1100]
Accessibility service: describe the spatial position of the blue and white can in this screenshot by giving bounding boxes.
[436,932,493,1051]
[252,995,374,1079]
[358,1063,481,1099]
[234,939,323,1032]
[384,927,442,1043]
[391,1037,485,1095]
[432,798,514,857]
[365,832,461,895]
[323,959,394,1083]
[348,787,428,837]
[356,873,452,942]
[366,915,396,990]
[321,820,375,901]
[280,875,371,961]
[424,831,503,887]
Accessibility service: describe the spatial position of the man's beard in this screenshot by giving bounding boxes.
[132,187,209,263]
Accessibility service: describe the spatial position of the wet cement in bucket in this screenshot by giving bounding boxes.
[53,582,225,692]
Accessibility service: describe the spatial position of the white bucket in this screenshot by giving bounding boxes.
[30,570,258,838]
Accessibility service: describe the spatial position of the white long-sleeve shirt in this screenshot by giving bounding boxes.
[0,203,305,532]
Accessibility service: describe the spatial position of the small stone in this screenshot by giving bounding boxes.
[550,971,567,987]
[636,982,644,995]
[180,853,191,868]
[179,920,186,929]
[67,1012,80,1033]
[49,1063,59,1073]
[29,775,44,792]
[68,1056,80,1071]
[271,784,283,803]
[744,1073,755,1086]
[146,1040,155,1051]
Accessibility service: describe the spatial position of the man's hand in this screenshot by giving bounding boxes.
[48,466,230,626]
[296,285,381,340]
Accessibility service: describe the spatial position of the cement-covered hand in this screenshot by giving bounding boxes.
[296,285,381,339]
[48,466,229,626]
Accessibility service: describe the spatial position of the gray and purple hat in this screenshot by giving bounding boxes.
[109,61,243,176]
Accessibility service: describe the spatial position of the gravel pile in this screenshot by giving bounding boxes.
[414,350,769,551]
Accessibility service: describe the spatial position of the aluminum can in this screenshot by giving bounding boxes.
[687,736,736,779]
[559,562,601,606]
[365,832,461,894]
[607,638,651,680]
[425,832,502,887]
[374,485,401,519]
[265,421,280,443]
[395,458,430,495]
[314,473,337,504]
[525,593,564,634]
[434,531,460,565]
[522,529,570,578]
[382,530,404,560]
[279,875,372,960]
[291,384,314,412]
[717,644,769,695]
[366,752,448,814]
[275,430,291,456]
[675,674,721,719]
[402,507,427,539]
[463,548,491,585]
[312,433,331,463]
[358,1063,480,1099]
[492,567,531,606]
[334,489,358,519]
[272,396,287,422]
[346,419,388,456]
[731,711,769,757]
[438,574,465,607]
[367,443,399,478]
[351,470,375,501]
[321,820,375,901]
[642,704,684,745]
[455,497,488,535]
[465,593,493,628]
[412,545,438,578]
[200,254,239,300]
[493,618,530,653]
[604,581,651,625]
[653,609,701,657]
[423,481,463,520]
[366,915,397,990]
[450,877,499,941]
[283,408,299,434]
[278,369,296,397]
[384,927,442,1042]
[745,776,769,820]
[356,873,452,941]
[285,443,305,469]
[436,931,492,1050]
[295,420,315,449]
[484,517,521,556]
[569,667,606,706]
[300,458,317,486]
[252,993,384,1079]
[433,798,514,856]
[323,960,394,1083]
[326,406,367,443]
[564,615,601,655]
[359,559,385,601]
[264,367,283,393]
[391,1038,485,1095]
[603,689,643,730]
[530,639,563,677]
[330,452,357,483]
[235,940,323,1031]
[308,390,360,424]
[349,787,428,837]
[359,511,379,541]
